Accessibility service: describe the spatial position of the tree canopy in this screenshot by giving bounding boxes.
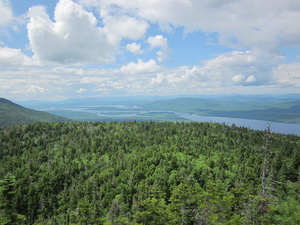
[0,121,299,224]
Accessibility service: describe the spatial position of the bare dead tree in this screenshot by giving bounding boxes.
[261,123,272,199]
[260,123,278,216]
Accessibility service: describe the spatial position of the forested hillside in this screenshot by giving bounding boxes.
[0,121,299,224]
[0,98,72,128]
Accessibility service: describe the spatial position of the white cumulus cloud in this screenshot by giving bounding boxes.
[120,59,160,74]
[231,74,256,84]
[102,12,148,42]
[76,88,87,93]
[0,47,32,67]
[246,75,256,83]
[27,0,116,65]
[96,0,300,51]
[232,74,245,83]
[126,42,143,54]
[200,50,279,85]
[2,0,300,100]
[147,35,168,49]
[147,35,170,61]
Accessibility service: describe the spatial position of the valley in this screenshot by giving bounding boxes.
[21,94,300,135]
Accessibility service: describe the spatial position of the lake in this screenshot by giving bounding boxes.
[40,107,300,136]
[175,112,300,136]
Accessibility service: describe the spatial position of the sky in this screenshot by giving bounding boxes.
[0,0,300,101]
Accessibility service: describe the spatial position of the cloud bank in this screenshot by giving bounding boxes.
[0,0,300,100]
[96,0,300,49]
[0,0,13,27]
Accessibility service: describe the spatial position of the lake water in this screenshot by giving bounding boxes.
[41,107,300,136]
[175,112,300,136]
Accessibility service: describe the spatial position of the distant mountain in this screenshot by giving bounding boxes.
[13,94,300,124]
[18,94,300,109]
[17,96,173,108]
[0,98,73,128]
[141,97,300,123]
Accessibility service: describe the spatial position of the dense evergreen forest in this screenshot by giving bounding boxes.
[0,121,300,224]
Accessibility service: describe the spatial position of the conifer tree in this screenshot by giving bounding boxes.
[0,173,25,224]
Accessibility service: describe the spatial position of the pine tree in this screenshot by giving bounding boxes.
[0,173,25,224]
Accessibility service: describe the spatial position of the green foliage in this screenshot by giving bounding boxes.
[0,173,26,224]
[133,198,173,225]
[0,121,299,224]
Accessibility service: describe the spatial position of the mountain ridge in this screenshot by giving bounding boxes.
[0,97,73,128]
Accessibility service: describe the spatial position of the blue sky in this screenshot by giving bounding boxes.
[1,0,300,100]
